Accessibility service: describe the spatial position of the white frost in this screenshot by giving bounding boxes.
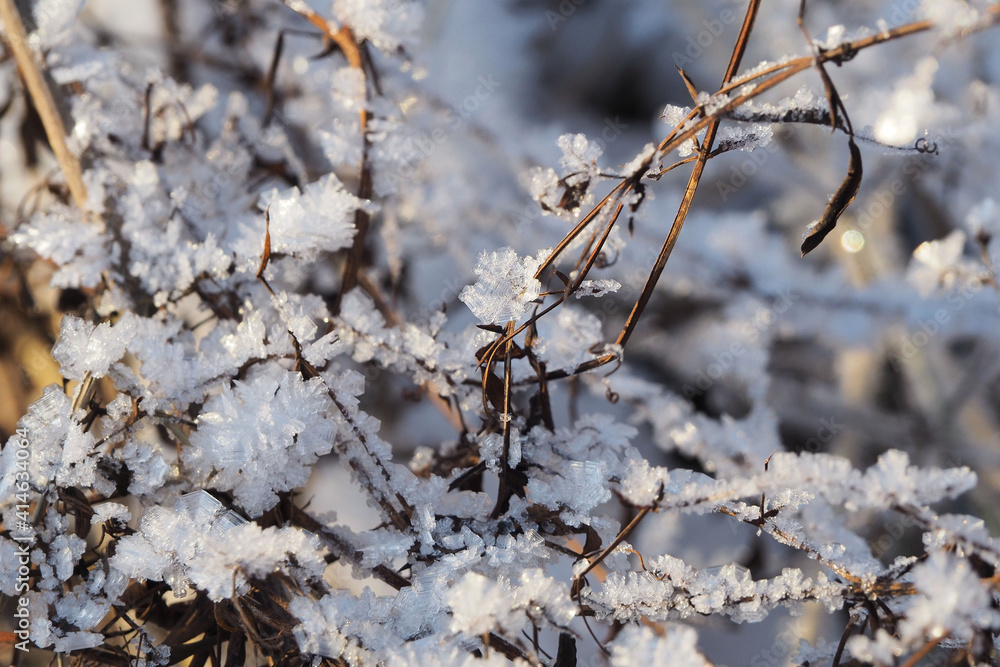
[51,313,137,381]
[459,247,547,324]
[186,364,335,516]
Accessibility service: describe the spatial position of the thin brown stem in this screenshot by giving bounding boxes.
[573,507,652,596]
[491,321,517,518]
[900,631,950,667]
[0,0,90,216]
[616,0,761,348]
[282,2,373,313]
[535,181,629,278]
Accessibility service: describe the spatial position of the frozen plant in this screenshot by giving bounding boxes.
[3,0,1000,666]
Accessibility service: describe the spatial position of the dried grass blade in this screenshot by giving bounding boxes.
[256,207,275,295]
[282,2,371,311]
[0,0,89,215]
[615,0,761,348]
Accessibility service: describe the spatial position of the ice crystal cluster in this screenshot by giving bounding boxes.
[3,0,1000,666]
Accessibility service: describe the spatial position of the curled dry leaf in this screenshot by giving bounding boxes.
[801,136,863,256]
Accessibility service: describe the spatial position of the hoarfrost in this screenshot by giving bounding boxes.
[533,306,603,372]
[261,174,362,259]
[446,572,524,637]
[459,247,547,324]
[574,278,621,298]
[612,626,710,667]
[51,314,136,381]
[10,208,110,288]
[186,364,335,516]
[111,491,323,601]
[6,1,1000,665]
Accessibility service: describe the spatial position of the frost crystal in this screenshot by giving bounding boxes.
[262,174,362,259]
[51,314,136,381]
[10,208,110,288]
[610,625,710,667]
[661,104,699,157]
[186,364,335,516]
[534,306,603,372]
[446,572,523,637]
[574,278,621,298]
[527,459,610,525]
[557,132,602,178]
[459,247,547,324]
[112,491,323,601]
[901,549,999,642]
